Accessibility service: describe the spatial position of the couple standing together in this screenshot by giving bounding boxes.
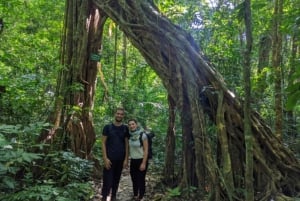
[101,107,150,201]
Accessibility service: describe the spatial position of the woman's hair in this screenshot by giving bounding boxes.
[128,118,137,124]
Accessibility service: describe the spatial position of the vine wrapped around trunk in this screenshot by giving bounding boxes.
[39,1,107,179]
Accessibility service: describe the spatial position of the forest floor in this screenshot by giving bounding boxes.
[90,167,300,201]
[91,164,161,201]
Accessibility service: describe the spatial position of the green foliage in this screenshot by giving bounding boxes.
[41,151,94,185]
[0,182,93,201]
[93,21,169,165]
[0,147,94,200]
[0,122,52,147]
[1,0,300,200]
[0,123,45,192]
[286,68,300,111]
[0,123,94,200]
[0,0,64,124]
[166,186,181,198]
[161,186,200,201]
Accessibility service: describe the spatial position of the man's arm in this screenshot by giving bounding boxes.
[123,137,129,168]
[102,135,111,169]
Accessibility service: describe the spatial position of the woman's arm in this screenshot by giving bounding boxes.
[140,135,149,171]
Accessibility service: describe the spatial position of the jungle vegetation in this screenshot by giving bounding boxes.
[0,0,299,200]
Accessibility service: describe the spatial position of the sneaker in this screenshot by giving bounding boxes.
[111,196,117,201]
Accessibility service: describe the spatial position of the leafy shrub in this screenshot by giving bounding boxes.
[0,124,95,201]
[41,151,94,185]
[0,182,93,201]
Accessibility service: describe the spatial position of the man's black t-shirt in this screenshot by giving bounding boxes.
[103,123,129,160]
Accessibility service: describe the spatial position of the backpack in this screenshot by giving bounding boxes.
[139,131,155,159]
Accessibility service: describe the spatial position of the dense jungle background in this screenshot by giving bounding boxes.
[0,0,299,200]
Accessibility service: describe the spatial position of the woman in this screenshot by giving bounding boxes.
[128,119,149,201]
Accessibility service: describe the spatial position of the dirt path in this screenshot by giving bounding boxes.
[91,160,160,201]
[92,168,139,201]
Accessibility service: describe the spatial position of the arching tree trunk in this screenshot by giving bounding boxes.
[92,0,300,200]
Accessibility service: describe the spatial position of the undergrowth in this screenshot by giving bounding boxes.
[0,123,94,201]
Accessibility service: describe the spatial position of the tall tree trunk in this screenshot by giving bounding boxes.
[272,0,284,140]
[243,0,254,200]
[190,92,206,191]
[60,1,106,160]
[122,33,128,81]
[255,34,271,110]
[286,35,298,140]
[163,95,176,185]
[113,25,118,94]
[39,1,107,164]
[216,90,234,199]
[180,84,197,188]
[257,34,272,74]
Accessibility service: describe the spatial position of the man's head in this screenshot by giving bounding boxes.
[114,107,125,123]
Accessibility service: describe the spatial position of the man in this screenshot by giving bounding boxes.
[101,107,129,201]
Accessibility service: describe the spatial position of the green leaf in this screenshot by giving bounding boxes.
[286,91,300,110]
[2,176,16,189]
[21,152,42,163]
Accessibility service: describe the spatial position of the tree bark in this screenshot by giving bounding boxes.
[39,0,107,166]
[122,32,128,81]
[255,34,272,110]
[286,35,298,139]
[61,1,106,160]
[216,90,234,199]
[243,0,254,200]
[113,26,118,94]
[180,96,196,188]
[272,0,284,140]
[163,95,176,185]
